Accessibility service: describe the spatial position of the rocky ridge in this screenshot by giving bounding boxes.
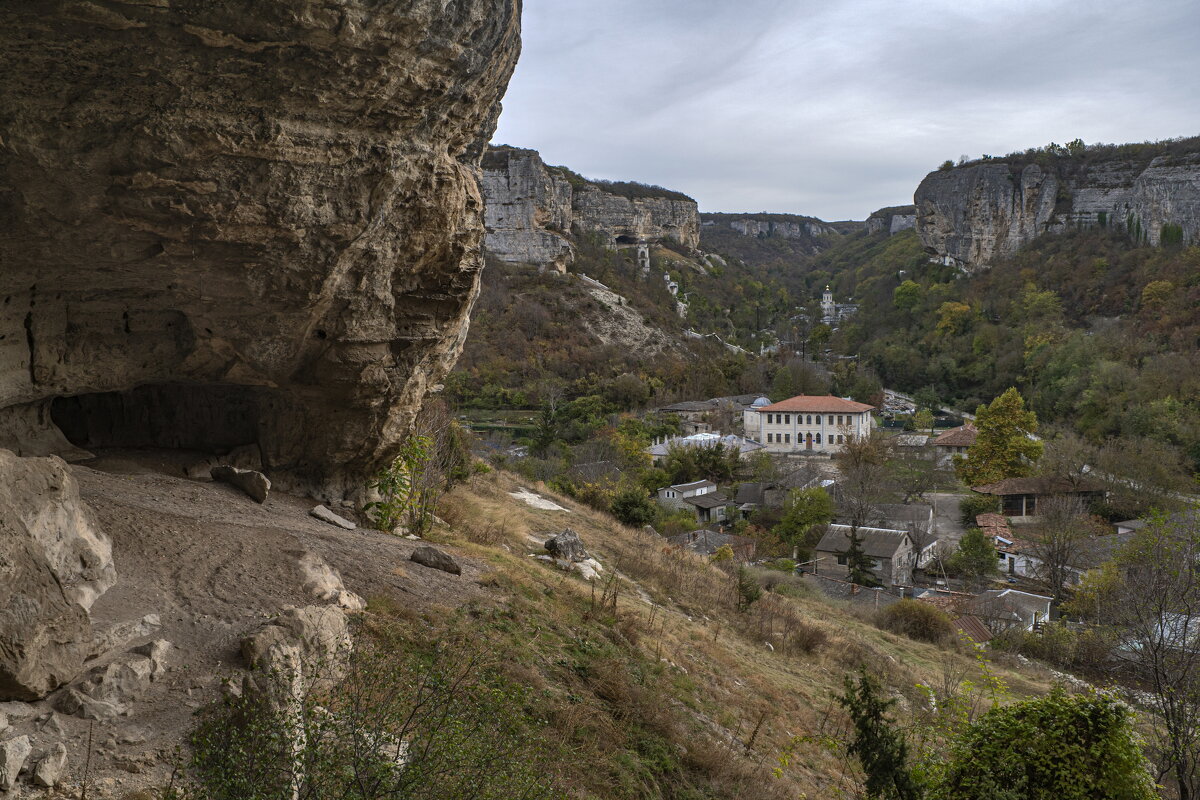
[915,147,1200,269]
[482,146,700,271]
[0,0,521,501]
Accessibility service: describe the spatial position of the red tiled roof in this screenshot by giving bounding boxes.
[975,512,1010,538]
[757,395,874,413]
[954,615,993,644]
[933,423,977,447]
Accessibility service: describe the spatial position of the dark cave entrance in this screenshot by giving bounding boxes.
[50,383,269,454]
[614,235,639,245]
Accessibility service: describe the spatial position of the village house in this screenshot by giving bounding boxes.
[658,394,765,435]
[645,432,764,465]
[657,479,717,510]
[666,529,756,561]
[932,422,977,467]
[656,479,729,525]
[813,524,916,586]
[970,476,1106,523]
[743,394,874,455]
[969,588,1053,634]
[979,511,1131,586]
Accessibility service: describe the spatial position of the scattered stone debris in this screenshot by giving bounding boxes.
[0,735,31,791]
[409,546,462,576]
[211,464,271,503]
[184,444,263,480]
[310,504,356,530]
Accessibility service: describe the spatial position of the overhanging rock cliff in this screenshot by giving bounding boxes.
[0,0,521,499]
[915,144,1200,270]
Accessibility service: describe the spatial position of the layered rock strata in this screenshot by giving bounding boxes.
[915,150,1200,269]
[482,146,699,271]
[0,0,521,499]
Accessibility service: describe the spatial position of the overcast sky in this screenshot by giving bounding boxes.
[491,0,1200,221]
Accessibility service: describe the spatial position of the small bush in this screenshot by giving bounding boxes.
[875,599,955,644]
[958,494,1001,526]
[784,620,830,655]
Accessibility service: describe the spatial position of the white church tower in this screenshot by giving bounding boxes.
[821,285,835,324]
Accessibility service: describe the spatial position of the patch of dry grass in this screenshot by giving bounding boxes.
[414,468,1057,798]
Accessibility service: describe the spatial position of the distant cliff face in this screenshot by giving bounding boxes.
[702,213,839,243]
[482,147,699,271]
[866,206,917,236]
[915,151,1200,269]
[0,0,521,499]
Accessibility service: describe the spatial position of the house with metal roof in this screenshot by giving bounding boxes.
[742,394,875,455]
[813,524,915,586]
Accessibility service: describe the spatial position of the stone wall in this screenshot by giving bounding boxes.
[915,152,1200,269]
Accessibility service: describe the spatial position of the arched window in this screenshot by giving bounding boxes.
[816,415,822,425]
[816,433,822,444]
[806,415,812,424]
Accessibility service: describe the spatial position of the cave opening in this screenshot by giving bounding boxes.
[614,235,639,245]
[50,383,270,455]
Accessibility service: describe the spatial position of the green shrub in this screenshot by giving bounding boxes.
[933,690,1157,800]
[991,622,1117,672]
[186,627,564,800]
[958,493,1001,526]
[610,487,657,527]
[875,599,955,644]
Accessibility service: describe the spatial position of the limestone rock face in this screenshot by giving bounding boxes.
[915,151,1200,270]
[866,206,917,235]
[0,0,521,499]
[481,146,699,271]
[0,450,115,701]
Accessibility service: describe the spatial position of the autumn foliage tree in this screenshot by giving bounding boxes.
[954,387,1043,487]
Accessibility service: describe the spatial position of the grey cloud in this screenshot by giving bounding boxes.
[493,0,1200,220]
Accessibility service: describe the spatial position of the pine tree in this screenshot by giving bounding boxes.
[954,387,1043,487]
[844,525,880,587]
[839,672,923,800]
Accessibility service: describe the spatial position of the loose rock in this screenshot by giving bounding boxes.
[33,742,68,788]
[0,703,33,721]
[310,505,356,530]
[55,688,123,721]
[211,465,271,503]
[293,551,365,612]
[0,450,116,701]
[130,640,173,679]
[242,605,351,696]
[89,613,162,660]
[0,735,31,791]
[545,529,590,562]
[410,546,461,576]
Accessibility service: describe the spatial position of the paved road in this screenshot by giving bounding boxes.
[929,492,966,544]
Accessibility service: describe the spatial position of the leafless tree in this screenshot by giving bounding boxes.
[1108,514,1200,799]
[1027,496,1104,603]
[833,432,894,532]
